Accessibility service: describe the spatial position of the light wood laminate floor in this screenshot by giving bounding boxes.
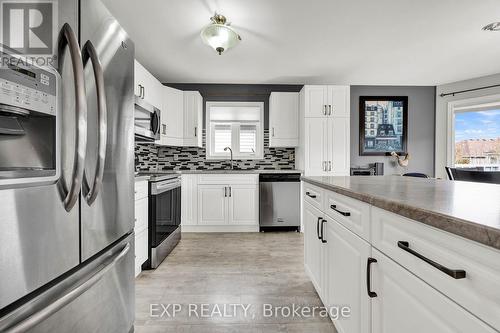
[135,232,336,332]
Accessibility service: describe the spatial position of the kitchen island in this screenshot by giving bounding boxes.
[301,175,500,333]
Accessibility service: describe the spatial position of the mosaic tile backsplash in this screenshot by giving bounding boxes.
[135,130,295,172]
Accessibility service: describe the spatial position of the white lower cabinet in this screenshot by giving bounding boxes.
[182,174,259,231]
[303,203,324,297]
[134,228,148,277]
[228,184,259,225]
[198,185,227,225]
[324,217,371,333]
[371,248,495,333]
[134,179,149,277]
[302,181,498,333]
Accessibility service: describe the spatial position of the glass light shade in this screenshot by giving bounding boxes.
[200,24,241,54]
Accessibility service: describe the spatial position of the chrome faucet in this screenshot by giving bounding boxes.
[224,147,234,170]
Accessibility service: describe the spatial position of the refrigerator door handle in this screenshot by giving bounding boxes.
[56,23,87,212]
[0,243,130,333]
[81,40,107,206]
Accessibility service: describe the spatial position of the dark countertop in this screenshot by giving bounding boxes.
[301,175,500,251]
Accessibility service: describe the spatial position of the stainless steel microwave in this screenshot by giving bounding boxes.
[134,95,160,142]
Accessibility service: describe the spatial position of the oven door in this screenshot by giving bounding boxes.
[150,178,181,248]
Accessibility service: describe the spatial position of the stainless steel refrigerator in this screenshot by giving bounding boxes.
[0,0,135,331]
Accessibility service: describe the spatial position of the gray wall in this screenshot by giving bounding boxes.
[164,84,303,129]
[350,86,436,176]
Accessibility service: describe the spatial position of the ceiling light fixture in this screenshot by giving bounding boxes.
[482,22,500,31]
[200,13,241,55]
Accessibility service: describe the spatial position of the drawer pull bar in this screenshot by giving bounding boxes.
[306,192,317,199]
[366,257,377,298]
[397,241,466,279]
[320,219,327,243]
[316,217,322,240]
[330,204,351,217]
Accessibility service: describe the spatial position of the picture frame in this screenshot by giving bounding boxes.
[359,96,408,156]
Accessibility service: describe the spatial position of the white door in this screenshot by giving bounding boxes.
[198,185,227,225]
[324,218,371,333]
[269,92,299,147]
[303,203,324,297]
[328,117,350,175]
[163,86,184,145]
[228,184,258,225]
[181,175,198,225]
[134,60,147,98]
[304,118,328,176]
[304,85,328,118]
[183,91,202,147]
[372,249,496,333]
[327,86,350,117]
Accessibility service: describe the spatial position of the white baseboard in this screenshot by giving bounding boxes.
[181,225,260,233]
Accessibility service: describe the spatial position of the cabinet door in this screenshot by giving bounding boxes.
[303,85,328,117]
[181,175,198,225]
[134,228,148,277]
[304,118,328,176]
[269,92,299,147]
[303,203,324,298]
[183,91,203,147]
[324,218,371,333]
[134,197,148,233]
[162,86,184,146]
[327,117,350,175]
[134,59,147,98]
[327,86,350,117]
[372,249,496,333]
[198,185,227,225]
[228,184,258,225]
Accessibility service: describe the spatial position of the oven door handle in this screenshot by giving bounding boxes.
[152,181,181,194]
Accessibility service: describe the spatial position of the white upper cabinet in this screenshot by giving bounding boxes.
[298,85,350,176]
[183,91,203,148]
[269,92,299,147]
[303,85,328,118]
[134,60,162,109]
[302,85,350,118]
[161,86,184,146]
[328,85,350,117]
[160,88,203,147]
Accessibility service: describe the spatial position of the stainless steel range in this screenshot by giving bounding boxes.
[0,0,135,331]
[145,174,182,269]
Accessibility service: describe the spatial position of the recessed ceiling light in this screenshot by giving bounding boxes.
[482,22,500,31]
[200,13,242,55]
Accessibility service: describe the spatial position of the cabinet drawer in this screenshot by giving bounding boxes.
[197,174,258,185]
[134,197,148,233]
[135,180,148,200]
[325,190,370,241]
[303,183,324,211]
[372,207,500,330]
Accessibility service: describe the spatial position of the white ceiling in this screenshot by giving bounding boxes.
[101,0,500,86]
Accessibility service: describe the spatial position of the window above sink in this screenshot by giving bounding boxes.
[206,101,264,160]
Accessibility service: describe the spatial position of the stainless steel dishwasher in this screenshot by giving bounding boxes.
[259,173,301,231]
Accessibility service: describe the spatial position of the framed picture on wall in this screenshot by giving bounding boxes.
[359,96,408,156]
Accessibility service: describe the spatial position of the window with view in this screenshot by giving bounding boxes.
[454,109,500,171]
[206,102,264,159]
